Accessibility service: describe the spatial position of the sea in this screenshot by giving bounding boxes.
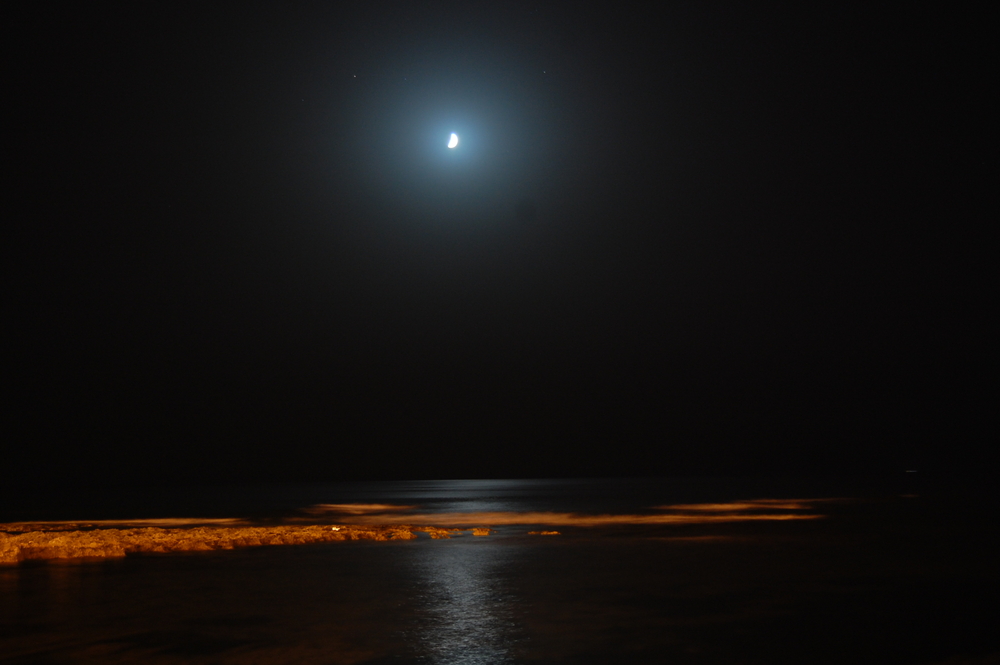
[2,476,998,664]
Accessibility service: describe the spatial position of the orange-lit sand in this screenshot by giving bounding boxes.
[653,498,852,512]
[297,498,831,528]
[1,499,831,564]
[304,504,416,515]
[0,523,493,565]
[303,509,825,527]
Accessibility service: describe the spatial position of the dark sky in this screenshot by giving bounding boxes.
[8,3,995,488]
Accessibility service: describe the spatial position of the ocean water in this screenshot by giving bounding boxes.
[2,477,999,664]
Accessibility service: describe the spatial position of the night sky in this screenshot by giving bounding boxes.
[8,3,995,489]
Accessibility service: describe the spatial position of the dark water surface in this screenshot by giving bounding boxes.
[2,477,999,664]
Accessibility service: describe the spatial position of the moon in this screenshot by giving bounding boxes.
[448,133,459,149]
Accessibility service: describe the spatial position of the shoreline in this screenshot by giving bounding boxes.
[0,523,493,565]
[1,498,833,564]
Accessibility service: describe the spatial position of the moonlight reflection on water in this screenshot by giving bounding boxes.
[409,536,520,664]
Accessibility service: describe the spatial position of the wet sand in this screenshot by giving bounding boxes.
[1,498,829,565]
[0,524,491,565]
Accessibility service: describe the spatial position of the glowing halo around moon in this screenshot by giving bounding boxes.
[447,133,459,149]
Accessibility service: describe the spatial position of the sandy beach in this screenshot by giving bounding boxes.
[0,523,497,564]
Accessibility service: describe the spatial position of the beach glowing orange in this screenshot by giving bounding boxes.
[303,499,829,527]
[303,504,416,515]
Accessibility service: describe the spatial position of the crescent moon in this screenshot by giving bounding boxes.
[448,133,459,149]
